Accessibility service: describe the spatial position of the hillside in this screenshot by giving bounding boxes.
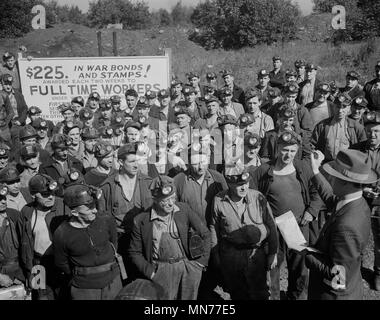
[1,17,380,90]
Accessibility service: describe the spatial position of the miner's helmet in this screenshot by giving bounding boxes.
[29,174,58,196]
[64,183,102,209]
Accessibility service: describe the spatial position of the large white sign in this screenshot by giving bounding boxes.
[18,55,170,122]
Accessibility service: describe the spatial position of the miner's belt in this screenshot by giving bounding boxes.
[154,256,186,264]
[73,262,117,275]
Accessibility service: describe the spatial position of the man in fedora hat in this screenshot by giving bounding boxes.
[307,149,379,299]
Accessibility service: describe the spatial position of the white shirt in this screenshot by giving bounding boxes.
[31,210,52,255]
[335,191,363,212]
[7,193,27,212]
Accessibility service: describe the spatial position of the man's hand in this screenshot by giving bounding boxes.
[311,150,325,174]
[363,187,379,199]
[13,120,21,126]
[267,253,277,270]
[300,211,314,226]
[0,274,13,287]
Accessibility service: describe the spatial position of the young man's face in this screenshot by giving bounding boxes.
[279,117,295,130]
[159,96,170,108]
[346,76,358,88]
[172,84,182,96]
[7,180,20,195]
[296,66,305,76]
[99,154,114,169]
[54,148,68,161]
[316,90,329,103]
[176,114,191,128]
[2,82,12,93]
[285,93,298,105]
[184,93,196,104]
[4,57,16,69]
[223,75,234,86]
[229,182,249,199]
[273,60,282,69]
[306,69,317,81]
[68,128,81,146]
[189,77,199,88]
[190,154,209,177]
[286,75,297,83]
[246,97,261,114]
[126,127,140,143]
[88,99,99,110]
[22,137,37,146]
[366,123,380,147]
[35,192,56,208]
[73,202,97,224]
[277,144,298,165]
[137,107,149,118]
[29,113,41,122]
[221,94,232,105]
[24,155,39,169]
[37,128,48,139]
[84,138,97,153]
[101,109,112,119]
[126,95,137,109]
[350,105,365,121]
[63,110,75,122]
[119,153,138,176]
[207,101,219,115]
[258,76,270,87]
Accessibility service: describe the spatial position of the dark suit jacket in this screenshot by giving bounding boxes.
[306,173,370,300]
[364,78,380,111]
[128,202,211,279]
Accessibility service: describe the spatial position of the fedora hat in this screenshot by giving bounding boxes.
[323,149,379,184]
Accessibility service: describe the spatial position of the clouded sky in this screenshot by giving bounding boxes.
[55,0,314,15]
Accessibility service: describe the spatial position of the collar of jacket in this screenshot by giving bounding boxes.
[266,159,304,178]
[22,201,58,222]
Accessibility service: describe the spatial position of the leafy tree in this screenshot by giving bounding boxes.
[171,1,194,26]
[0,0,39,38]
[312,0,357,13]
[190,0,300,49]
[158,9,172,26]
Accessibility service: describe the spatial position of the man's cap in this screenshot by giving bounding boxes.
[204,95,220,105]
[0,143,10,159]
[1,74,13,84]
[186,71,199,79]
[71,96,85,107]
[334,92,352,107]
[219,87,233,97]
[0,166,20,184]
[51,134,72,150]
[98,99,112,110]
[323,149,379,184]
[149,175,176,198]
[124,121,141,132]
[278,105,296,119]
[94,141,114,159]
[31,118,49,130]
[305,63,318,71]
[58,103,76,114]
[81,127,99,140]
[171,78,182,87]
[19,125,37,140]
[110,95,121,104]
[2,52,14,61]
[112,116,125,127]
[145,90,157,99]
[225,170,251,185]
[88,92,101,101]
[64,184,101,208]
[272,56,282,62]
[257,69,270,78]
[294,59,306,68]
[174,106,191,117]
[239,113,255,127]
[217,114,238,127]
[118,142,138,159]
[203,85,217,94]
[220,69,233,77]
[29,174,58,195]
[284,81,299,94]
[182,86,195,95]
[125,89,139,98]
[99,126,114,139]
[278,130,302,146]
[0,184,8,197]
[63,168,85,188]
[245,88,262,101]
[285,69,298,77]
[63,120,83,134]
[244,132,261,149]
[268,87,281,97]
[352,96,368,109]
[28,106,42,115]
[135,96,150,109]
[317,83,331,93]
[206,72,217,79]
[346,70,360,80]
[364,111,380,125]
[158,89,170,99]
[79,107,94,121]
[20,145,38,160]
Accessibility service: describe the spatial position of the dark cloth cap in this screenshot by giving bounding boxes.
[2,52,14,61]
[283,81,299,94]
[278,105,296,119]
[99,99,112,110]
[158,89,170,99]
[145,90,157,99]
[79,107,94,121]
[63,120,83,135]
[1,74,13,84]
[204,95,220,104]
[28,106,42,115]
[182,86,195,95]
[29,174,58,195]
[305,63,318,71]
[51,134,72,150]
[118,142,138,159]
[186,71,199,79]
[206,72,217,79]
[171,78,182,87]
[278,130,302,146]
[58,103,76,114]
[257,69,270,78]
[174,105,191,117]
[245,88,262,101]
[286,69,297,77]
[125,89,139,98]
[219,87,233,96]
[149,175,176,198]
[31,118,48,130]
[244,132,261,149]
[20,145,38,159]
[317,83,331,93]
[124,121,141,132]
[81,127,99,140]
[64,183,101,208]
[135,96,150,109]
[225,170,251,185]
[0,166,20,184]
[346,70,360,79]
[63,168,85,188]
[352,96,368,108]
[220,69,233,77]
[99,126,114,138]
[88,92,101,101]
[334,93,352,107]
[110,95,121,103]
[19,125,37,140]
[272,56,281,61]
[94,141,114,158]
[71,96,85,107]
[294,59,306,67]
[268,87,281,97]
[239,113,255,127]
[0,143,10,159]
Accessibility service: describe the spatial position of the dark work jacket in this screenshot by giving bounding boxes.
[17,197,71,275]
[39,155,85,197]
[250,159,323,220]
[231,84,246,106]
[128,202,211,279]
[269,69,286,90]
[311,117,367,161]
[364,78,380,111]
[1,89,28,125]
[306,173,370,300]
[98,171,153,221]
[339,85,364,100]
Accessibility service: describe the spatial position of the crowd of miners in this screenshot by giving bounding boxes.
[0,50,380,300]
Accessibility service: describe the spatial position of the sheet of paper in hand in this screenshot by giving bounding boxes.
[275,211,321,253]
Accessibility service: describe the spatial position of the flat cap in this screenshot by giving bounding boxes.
[220,69,233,77]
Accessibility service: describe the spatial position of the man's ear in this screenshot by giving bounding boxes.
[71,209,79,217]
[117,158,123,168]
